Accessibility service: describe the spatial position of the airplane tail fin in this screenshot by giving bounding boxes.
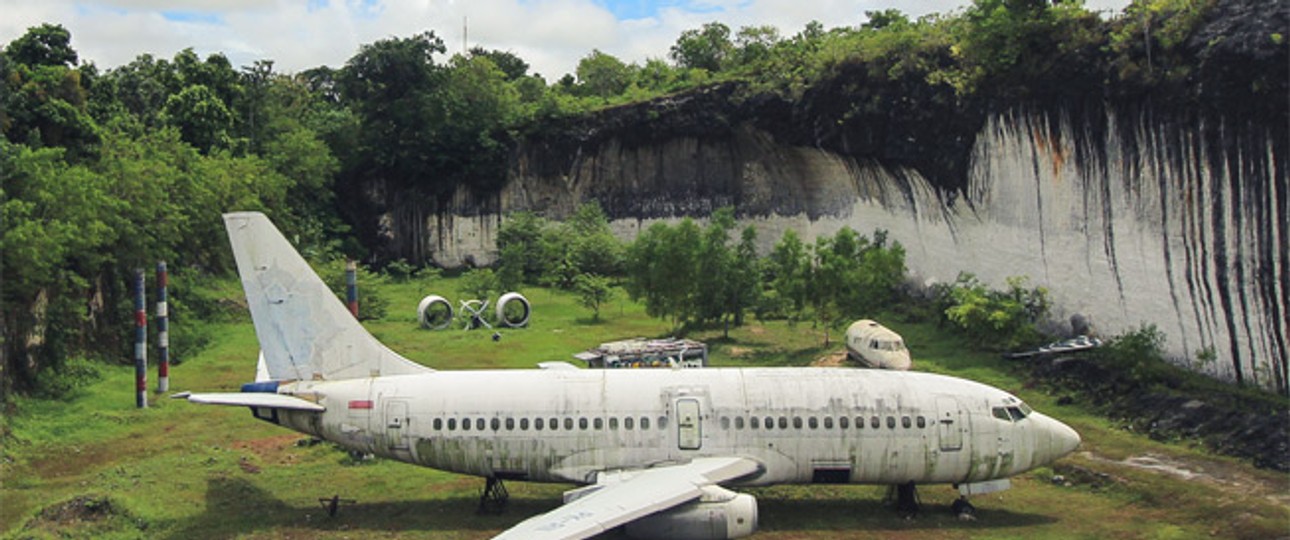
[224,212,432,381]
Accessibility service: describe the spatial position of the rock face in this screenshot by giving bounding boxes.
[362,2,1286,391]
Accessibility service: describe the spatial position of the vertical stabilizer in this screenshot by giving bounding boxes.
[224,212,432,381]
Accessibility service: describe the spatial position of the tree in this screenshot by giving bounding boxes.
[468,47,530,81]
[460,268,500,302]
[163,84,233,152]
[670,22,733,72]
[728,226,761,327]
[339,31,451,193]
[695,207,736,328]
[5,23,77,67]
[768,229,810,321]
[574,274,615,321]
[733,25,781,68]
[576,50,633,97]
[625,220,701,331]
[497,211,556,283]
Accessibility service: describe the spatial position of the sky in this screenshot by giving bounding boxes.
[0,0,1133,80]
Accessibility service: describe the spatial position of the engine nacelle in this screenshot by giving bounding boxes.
[624,486,757,540]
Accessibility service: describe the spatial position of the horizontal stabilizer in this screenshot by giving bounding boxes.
[184,392,325,411]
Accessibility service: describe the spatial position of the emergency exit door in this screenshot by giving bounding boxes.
[936,396,963,451]
[676,398,702,450]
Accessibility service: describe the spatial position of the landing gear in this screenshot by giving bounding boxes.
[478,476,509,514]
[951,496,977,521]
[886,481,920,518]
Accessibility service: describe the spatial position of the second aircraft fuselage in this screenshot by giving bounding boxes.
[265,367,1079,488]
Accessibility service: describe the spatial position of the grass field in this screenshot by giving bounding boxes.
[2,274,1287,539]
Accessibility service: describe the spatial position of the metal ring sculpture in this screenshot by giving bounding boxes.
[417,295,453,330]
[496,292,531,328]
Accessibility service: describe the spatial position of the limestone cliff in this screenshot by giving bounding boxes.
[360,1,1286,391]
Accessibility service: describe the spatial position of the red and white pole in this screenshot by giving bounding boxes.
[133,268,148,408]
[156,261,169,393]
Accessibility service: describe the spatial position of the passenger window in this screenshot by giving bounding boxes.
[564,418,574,430]
[778,417,788,429]
[901,416,911,429]
[641,417,651,430]
[750,416,760,429]
[505,418,514,430]
[886,416,895,429]
[578,417,588,430]
[823,417,833,429]
[609,417,619,430]
[992,407,1012,421]
[433,418,443,430]
[535,418,544,430]
[870,416,880,429]
[491,418,500,431]
[520,418,529,430]
[735,416,745,429]
[594,418,603,430]
[550,417,559,430]
[720,416,730,429]
[839,416,850,429]
[447,418,456,430]
[765,416,774,429]
[462,418,471,431]
[477,418,486,431]
[808,417,818,429]
[793,417,803,429]
[916,416,926,428]
[625,417,635,430]
[659,416,668,429]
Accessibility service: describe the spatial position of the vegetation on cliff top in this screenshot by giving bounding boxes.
[3,0,1286,397]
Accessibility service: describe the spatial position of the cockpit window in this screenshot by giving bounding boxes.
[992,407,1011,421]
[1007,407,1026,421]
[1019,402,1033,416]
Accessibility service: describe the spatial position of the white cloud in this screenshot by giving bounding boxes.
[0,0,1132,78]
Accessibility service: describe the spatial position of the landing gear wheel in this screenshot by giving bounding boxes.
[951,497,976,521]
[478,476,509,515]
[891,481,920,518]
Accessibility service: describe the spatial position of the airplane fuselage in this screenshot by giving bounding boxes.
[263,366,1075,488]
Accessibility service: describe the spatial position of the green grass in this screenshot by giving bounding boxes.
[2,274,1286,539]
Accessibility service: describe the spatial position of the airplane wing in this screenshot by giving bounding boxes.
[493,456,759,540]
[180,392,325,411]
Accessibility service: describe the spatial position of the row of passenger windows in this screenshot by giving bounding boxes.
[432,416,669,432]
[720,415,931,431]
[429,414,933,432]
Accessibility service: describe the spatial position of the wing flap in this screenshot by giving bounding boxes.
[184,392,325,411]
[494,456,759,540]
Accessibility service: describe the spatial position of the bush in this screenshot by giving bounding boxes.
[941,273,1049,350]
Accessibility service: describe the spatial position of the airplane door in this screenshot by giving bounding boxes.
[936,397,963,451]
[385,400,410,451]
[677,398,702,450]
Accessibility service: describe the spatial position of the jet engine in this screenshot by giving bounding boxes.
[624,486,757,540]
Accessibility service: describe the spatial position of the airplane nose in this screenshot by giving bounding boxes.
[1053,418,1081,457]
[1032,413,1081,466]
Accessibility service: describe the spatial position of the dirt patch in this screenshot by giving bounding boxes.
[811,350,848,367]
[1079,451,1290,507]
[233,433,307,468]
[748,326,767,336]
[22,495,141,536]
[728,346,753,357]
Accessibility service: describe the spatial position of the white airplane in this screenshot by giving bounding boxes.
[182,212,1080,539]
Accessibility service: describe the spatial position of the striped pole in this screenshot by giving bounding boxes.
[156,261,169,393]
[133,269,148,408]
[345,259,359,319]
